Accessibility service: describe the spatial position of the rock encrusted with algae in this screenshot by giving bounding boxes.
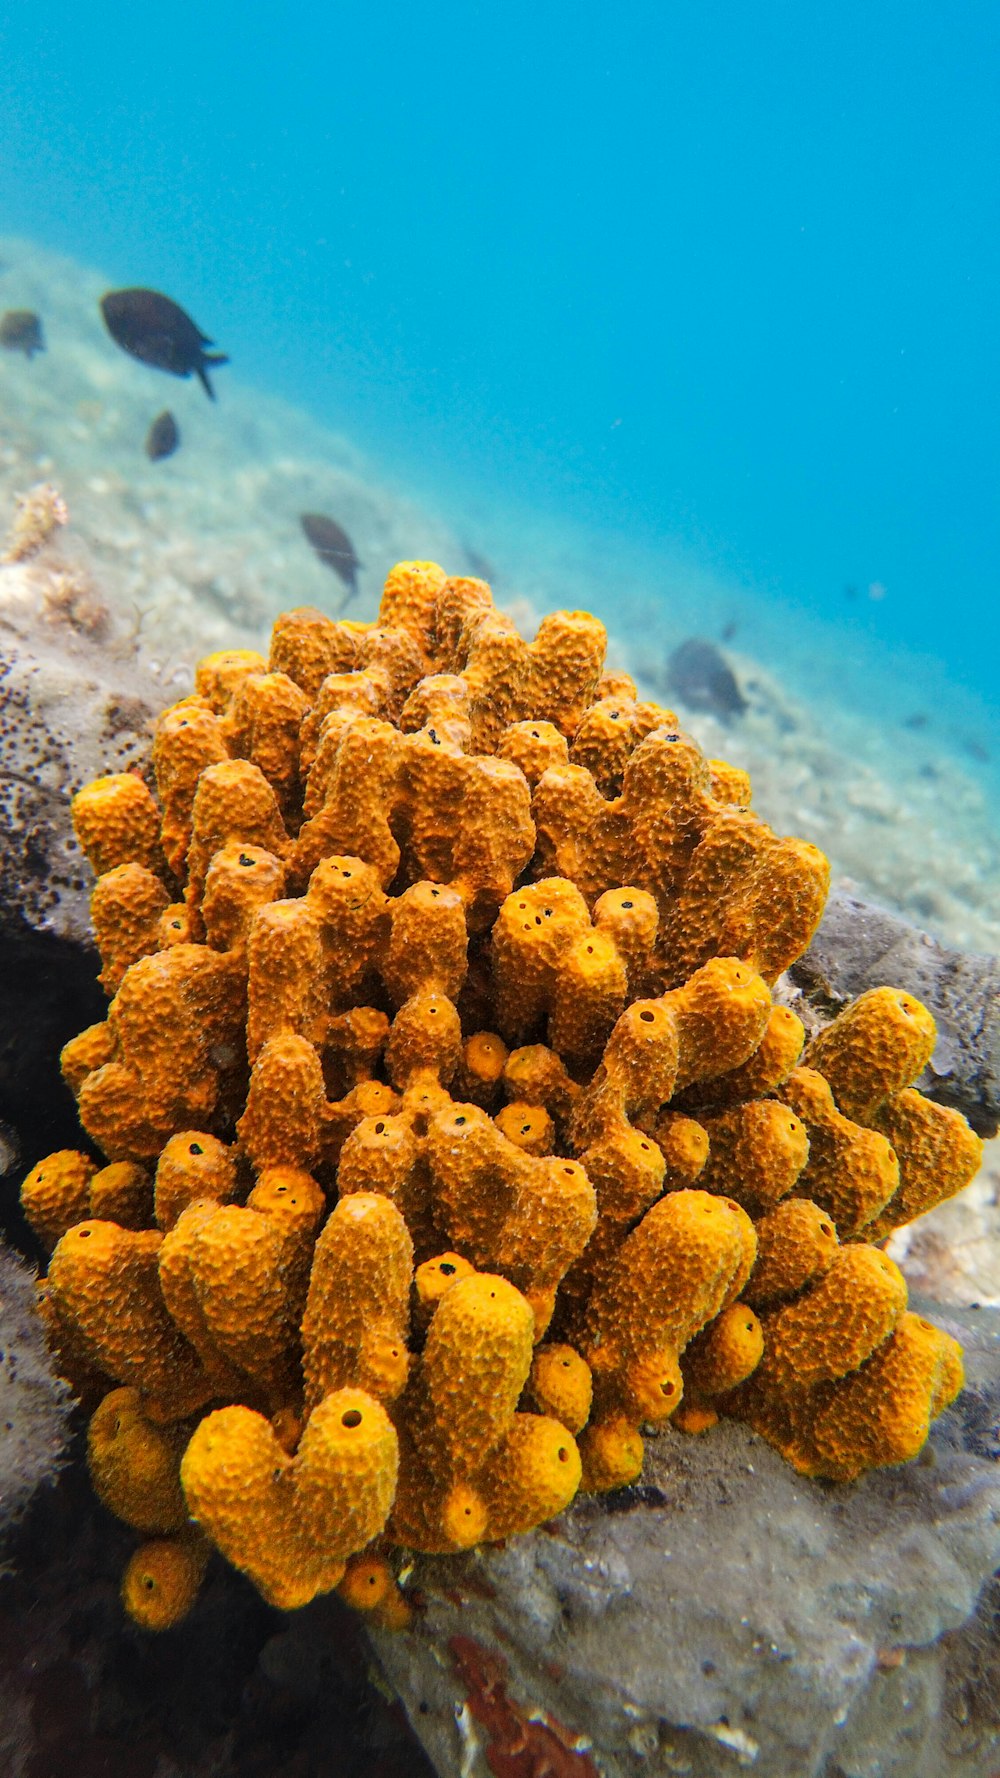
[791,886,1000,1138]
[0,553,171,945]
[20,562,985,1630]
[0,1244,72,1553]
[371,1303,1000,1778]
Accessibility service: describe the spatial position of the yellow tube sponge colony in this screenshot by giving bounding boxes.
[25,559,983,1619]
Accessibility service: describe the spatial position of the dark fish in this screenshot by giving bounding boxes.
[145,410,180,461]
[963,737,990,764]
[903,712,929,731]
[666,637,747,719]
[300,512,362,604]
[463,544,497,583]
[720,619,738,643]
[100,288,228,399]
[0,309,44,358]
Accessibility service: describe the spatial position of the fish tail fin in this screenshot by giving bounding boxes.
[197,353,229,400]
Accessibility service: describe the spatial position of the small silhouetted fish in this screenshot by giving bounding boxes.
[903,712,929,731]
[100,288,229,399]
[0,309,44,357]
[963,737,990,764]
[300,512,362,605]
[145,410,180,461]
[667,637,747,719]
[720,619,738,643]
[463,544,496,583]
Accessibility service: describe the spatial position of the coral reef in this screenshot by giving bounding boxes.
[22,563,984,1629]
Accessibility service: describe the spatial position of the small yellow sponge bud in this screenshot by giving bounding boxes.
[759,1244,908,1392]
[88,1387,186,1533]
[682,1302,764,1399]
[154,1132,238,1232]
[21,1150,97,1247]
[744,1197,839,1308]
[72,772,163,877]
[483,1413,582,1539]
[413,1251,476,1333]
[579,1415,644,1493]
[338,1554,413,1629]
[526,1344,593,1434]
[122,1535,209,1631]
[803,987,937,1122]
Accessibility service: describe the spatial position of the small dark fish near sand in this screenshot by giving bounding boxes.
[145,410,180,461]
[0,309,44,358]
[300,512,362,605]
[666,637,747,719]
[100,288,229,399]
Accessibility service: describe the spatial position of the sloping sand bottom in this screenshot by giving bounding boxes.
[2,235,997,957]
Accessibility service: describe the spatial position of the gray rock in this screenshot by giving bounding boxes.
[369,1305,1000,1778]
[0,558,173,946]
[0,1243,71,1559]
[788,888,1000,1137]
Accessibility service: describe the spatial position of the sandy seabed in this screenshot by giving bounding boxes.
[1,231,997,965]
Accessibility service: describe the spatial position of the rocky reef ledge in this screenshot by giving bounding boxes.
[792,891,1000,1141]
[372,1299,1000,1778]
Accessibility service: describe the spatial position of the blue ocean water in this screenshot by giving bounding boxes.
[1,1,997,712]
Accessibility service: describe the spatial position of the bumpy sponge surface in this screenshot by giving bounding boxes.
[24,562,980,1626]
